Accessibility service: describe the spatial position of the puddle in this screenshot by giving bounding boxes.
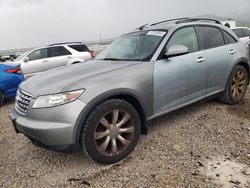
[200,156,250,187]
[227,98,250,120]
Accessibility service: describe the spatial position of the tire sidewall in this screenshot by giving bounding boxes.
[0,92,4,107]
[82,99,141,164]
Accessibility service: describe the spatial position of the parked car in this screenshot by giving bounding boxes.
[231,27,250,46]
[0,55,12,62]
[0,62,24,106]
[14,42,94,79]
[10,18,250,164]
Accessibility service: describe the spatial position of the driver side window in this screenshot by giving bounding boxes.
[166,27,199,53]
[28,48,48,61]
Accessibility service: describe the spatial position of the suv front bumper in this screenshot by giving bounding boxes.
[9,99,87,152]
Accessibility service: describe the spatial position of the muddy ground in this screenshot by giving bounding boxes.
[0,89,249,188]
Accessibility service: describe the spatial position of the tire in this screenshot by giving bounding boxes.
[219,65,248,104]
[0,91,4,107]
[81,99,141,164]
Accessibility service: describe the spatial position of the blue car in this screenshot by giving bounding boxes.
[0,62,24,106]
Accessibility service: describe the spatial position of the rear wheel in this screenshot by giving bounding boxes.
[81,99,141,164]
[0,92,4,107]
[219,65,248,104]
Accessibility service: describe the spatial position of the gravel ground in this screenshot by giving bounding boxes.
[0,89,249,188]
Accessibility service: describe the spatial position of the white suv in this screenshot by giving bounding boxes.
[232,27,250,46]
[14,42,94,78]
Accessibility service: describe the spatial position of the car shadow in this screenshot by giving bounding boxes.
[147,98,220,130]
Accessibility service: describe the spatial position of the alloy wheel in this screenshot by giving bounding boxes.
[94,110,135,156]
[231,70,246,98]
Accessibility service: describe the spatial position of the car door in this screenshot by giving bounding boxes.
[48,46,72,69]
[21,48,50,76]
[154,26,207,115]
[196,26,238,94]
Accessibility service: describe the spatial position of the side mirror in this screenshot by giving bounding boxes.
[165,44,189,58]
[23,57,30,62]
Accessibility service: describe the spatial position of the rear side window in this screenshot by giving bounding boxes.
[232,29,244,38]
[198,26,225,50]
[222,31,237,44]
[166,27,198,53]
[68,44,89,52]
[242,28,250,37]
[49,46,71,57]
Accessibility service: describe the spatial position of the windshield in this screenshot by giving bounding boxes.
[96,30,167,61]
[14,50,32,61]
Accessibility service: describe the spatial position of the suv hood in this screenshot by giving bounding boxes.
[21,60,142,98]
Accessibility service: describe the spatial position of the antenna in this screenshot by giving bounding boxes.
[136,23,149,30]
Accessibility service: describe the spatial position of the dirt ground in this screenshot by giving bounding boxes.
[0,89,249,188]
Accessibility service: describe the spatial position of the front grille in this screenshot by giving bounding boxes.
[15,89,32,115]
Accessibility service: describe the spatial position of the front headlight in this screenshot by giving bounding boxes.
[32,89,85,108]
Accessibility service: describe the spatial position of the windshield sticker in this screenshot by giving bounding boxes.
[146,31,166,37]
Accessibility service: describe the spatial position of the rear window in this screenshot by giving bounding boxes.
[49,46,71,57]
[69,44,89,52]
[242,28,250,37]
[232,29,244,38]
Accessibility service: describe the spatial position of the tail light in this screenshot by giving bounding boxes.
[5,67,21,74]
[89,50,95,58]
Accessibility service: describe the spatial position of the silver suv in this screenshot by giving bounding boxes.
[10,18,250,164]
[14,42,94,78]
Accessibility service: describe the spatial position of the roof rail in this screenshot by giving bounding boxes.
[49,42,82,46]
[150,17,190,26]
[136,17,221,31]
[176,18,221,24]
[136,17,190,30]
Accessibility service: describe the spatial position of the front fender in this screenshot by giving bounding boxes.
[73,89,148,148]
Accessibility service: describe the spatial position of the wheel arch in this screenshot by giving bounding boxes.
[74,90,148,148]
[111,94,148,134]
[237,62,249,85]
[227,57,250,87]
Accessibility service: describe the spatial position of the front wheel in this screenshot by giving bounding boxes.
[219,65,248,104]
[81,99,141,164]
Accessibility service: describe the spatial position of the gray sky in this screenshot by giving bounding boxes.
[0,0,249,51]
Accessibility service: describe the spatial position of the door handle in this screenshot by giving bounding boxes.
[196,57,205,63]
[42,60,48,63]
[67,56,72,59]
[229,49,236,54]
